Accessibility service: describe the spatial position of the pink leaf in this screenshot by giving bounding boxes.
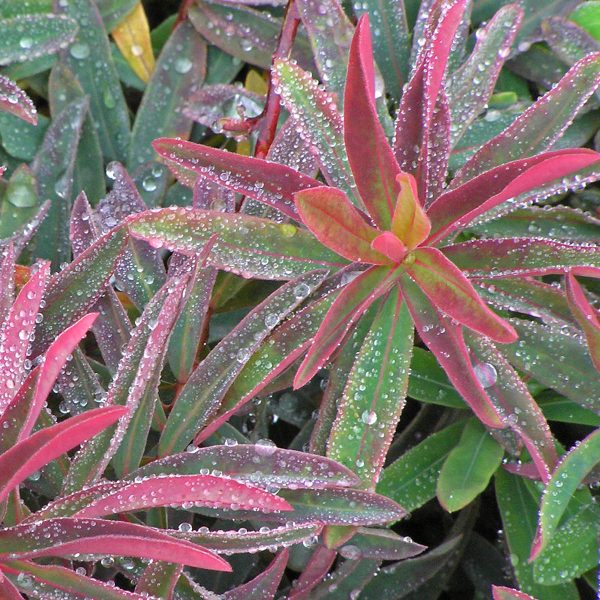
[294,266,401,388]
[344,16,401,229]
[0,518,231,572]
[0,260,50,413]
[0,75,37,124]
[224,550,288,600]
[492,586,538,600]
[73,474,292,517]
[399,274,505,428]
[0,243,15,323]
[153,137,319,220]
[371,232,407,263]
[294,186,388,264]
[288,546,337,600]
[565,273,600,372]
[0,572,23,600]
[406,248,517,343]
[0,406,127,503]
[427,149,600,244]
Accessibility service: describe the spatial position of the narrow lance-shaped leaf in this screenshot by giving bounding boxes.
[0,14,78,65]
[64,276,187,489]
[0,517,231,572]
[294,266,402,388]
[327,289,413,488]
[437,418,504,512]
[344,16,402,229]
[57,0,131,162]
[454,52,600,185]
[531,427,600,560]
[136,562,182,599]
[159,270,328,456]
[129,21,205,168]
[288,546,337,600]
[565,273,600,372]
[130,445,360,490]
[447,5,522,146]
[128,207,347,280]
[339,528,426,561]
[294,186,387,264]
[273,59,361,208]
[0,75,37,124]
[399,274,504,428]
[405,247,517,343]
[0,406,126,503]
[33,226,128,355]
[224,550,288,600]
[0,244,14,322]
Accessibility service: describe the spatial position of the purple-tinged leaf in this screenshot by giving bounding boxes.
[492,586,537,600]
[33,226,128,355]
[57,0,131,163]
[266,116,319,176]
[531,428,600,560]
[466,333,558,483]
[0,14,77,65]
[443,238,600,279]
[159,270,327,455]
[65,276,188,489]
[288,546,337,600]
[427,149,600,244]
[153,138,317,220]
[406,247,517,343]
[500,318,600,412]
[454,53,600,185]
[56,347,104,416]
[0,406,126,503]
[327,289,413,488]
[295,186,387,264]
[0,75,37,124]
[310,557,380,600]
[340,528,427,561]
[0,517,231,571]
[73,474,292,517]
[399,274,504,428]
[565,273,600,371]
[136,562,182,599]
[4,559,152,600]
[0,573,22,600]
[129,207,346,280]
[294,266,402,388]
[0,244,14,323]
[393,0,467,202]
[273,59,361,207]
[98,162,166,308]
[131,445,360,489]
[543,17,600,71]
[32,96,88,266]
[296,0,354,102]
[344,16,401,229]
[70,193,131,371]
[224,550,288,600]
[129,21,206,168]
[0,261,49,412]
[447,5,522,146]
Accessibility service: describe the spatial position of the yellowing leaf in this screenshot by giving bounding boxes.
[245,69,268,96]
[112,3,155,83]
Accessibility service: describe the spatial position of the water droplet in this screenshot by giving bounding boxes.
[70,42,90,60]
[174,57,193,74]
[473,362,497,388]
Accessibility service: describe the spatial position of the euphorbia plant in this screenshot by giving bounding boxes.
[129,2,600,488]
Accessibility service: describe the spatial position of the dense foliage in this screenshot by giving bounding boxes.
[0,0,599,598]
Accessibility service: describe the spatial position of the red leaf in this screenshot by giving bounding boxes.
[406,248,517,343]
[391,172,431,248]
[288,546,337,600]
[0,406,127,503]
[153,137,320,220]
[0,75,37,125]
[371,232,407,263]
[0,243,15,322]
[344,16,402,229]
[565,273,600,372]
[0,572,22,600]
[427,149,600,244]
[294,186,388,264]
[73,474,292,517]
[294,266,401,388]
[399,274,504,428]
[224,549,288,600]
[492,586,537,600]
[0,517,231,572]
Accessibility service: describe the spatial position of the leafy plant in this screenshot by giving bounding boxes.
[1,0,600,597]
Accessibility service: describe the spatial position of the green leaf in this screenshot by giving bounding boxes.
[128,207,347,280]
[437,419,504,512]
[96,0,139,32]
[0,14,78,65]
[539,396,600,426]
[57,0,131,162]
[0,165,40,239]
[129,21,206,169]
[327,290,413,488]
[570,1,600,41]
[0,111,48,162]
[377,420,466,513]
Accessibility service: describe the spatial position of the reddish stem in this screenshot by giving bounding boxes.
[176,0,195,24]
